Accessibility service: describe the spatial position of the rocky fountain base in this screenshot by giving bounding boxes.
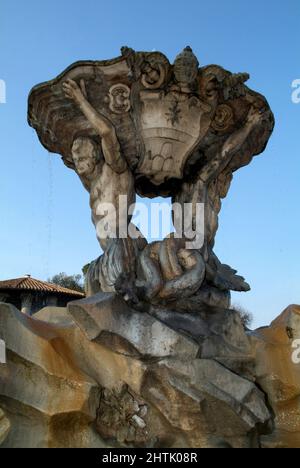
[0,296,299,448]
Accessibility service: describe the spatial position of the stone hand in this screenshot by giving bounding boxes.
[62,79,84,104]
[246,104,263,126]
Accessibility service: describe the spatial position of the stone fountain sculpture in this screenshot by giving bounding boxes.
[28,46,274,311]
[2,48,299,448]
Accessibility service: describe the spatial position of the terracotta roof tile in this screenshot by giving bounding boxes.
[0,276,85,297]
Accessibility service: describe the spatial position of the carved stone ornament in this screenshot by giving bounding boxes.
[106,83,131,114]
[211,104,234,132]
[140,52,170,89]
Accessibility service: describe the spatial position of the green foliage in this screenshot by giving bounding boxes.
[48,272,84,293]
[232,304,253,329]
[82,263,91,278]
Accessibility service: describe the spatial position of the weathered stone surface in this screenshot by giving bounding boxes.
[1,291,299,448]
[0,303,106,448]
[68,293,199,359]
[95,385,152,446]
[150,305,255,379]
[251,305,300,448]
[3,297,292,448]
[34,306,75,326]
[142,358,271,448]
[0,408,10,445]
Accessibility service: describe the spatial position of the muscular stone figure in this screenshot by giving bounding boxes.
[62,79,142,292]
[173,98,273,293]
[63,79,135,245]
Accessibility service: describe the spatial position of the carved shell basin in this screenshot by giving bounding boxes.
[28,48,271,197]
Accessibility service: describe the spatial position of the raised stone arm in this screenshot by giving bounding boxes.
[62,79,127,174]
[199,104,267,184]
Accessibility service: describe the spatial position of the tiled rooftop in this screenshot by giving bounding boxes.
[0,276,85,297]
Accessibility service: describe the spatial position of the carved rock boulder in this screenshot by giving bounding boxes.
[2,298,299,448]
[252,305,300,448]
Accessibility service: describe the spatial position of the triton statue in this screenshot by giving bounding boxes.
[28,46,274,311]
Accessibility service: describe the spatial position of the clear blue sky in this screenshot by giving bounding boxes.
[0,0,299,328]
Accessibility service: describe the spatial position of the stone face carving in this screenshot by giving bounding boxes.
[28,47,274,312]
